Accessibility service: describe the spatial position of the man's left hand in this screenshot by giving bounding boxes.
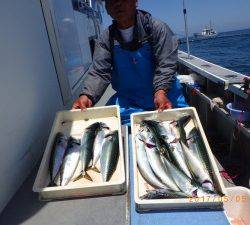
[154,90,173,112]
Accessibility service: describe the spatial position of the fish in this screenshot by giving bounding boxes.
[193,188,218,198]
[49,133,68,185]
[135,134,165,189]
[186,128,214,190]
[58,137,81,186]
[100,130,120,182]
[160,121,176,143]
[168,141,192,179]
[170,115,192,143]
[141,130,180,191]
[75,122,108,181]
[181,141,214,191]
[141,189,189,200]
[141,120,192,179]
[161,155,217,197]
[140,120,171,159]
[92,126,109,168]
[160,121,192,179]
[161,155,205,197]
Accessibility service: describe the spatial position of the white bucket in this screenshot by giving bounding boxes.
[224,187,250,225]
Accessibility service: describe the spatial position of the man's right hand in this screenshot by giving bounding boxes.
[72,95,93,111]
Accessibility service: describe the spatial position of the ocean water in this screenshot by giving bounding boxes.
[179,29,250,76]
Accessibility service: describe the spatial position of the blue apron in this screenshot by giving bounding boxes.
[106,42,188,125]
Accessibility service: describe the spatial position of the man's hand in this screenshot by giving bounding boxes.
[154,90,173,112]
[72,95,93,111]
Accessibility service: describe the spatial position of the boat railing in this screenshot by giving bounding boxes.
[178,50,250,140]
[178,51,248,99]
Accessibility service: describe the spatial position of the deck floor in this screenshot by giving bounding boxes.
[0,129,233,225]
[0,168,128,225]
[0,126,129,225]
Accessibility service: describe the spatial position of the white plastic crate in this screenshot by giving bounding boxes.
[33,106,126,200]
[131,107,226,212]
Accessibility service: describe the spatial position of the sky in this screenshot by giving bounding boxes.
[102,0,250,36]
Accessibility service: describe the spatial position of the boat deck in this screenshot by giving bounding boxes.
[0,128,233,225]
[0,126,129,225]
[1,53,248,225]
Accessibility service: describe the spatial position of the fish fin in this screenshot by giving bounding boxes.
[105,130,118,138]
[73,171,85,182]
[91,166,100,173]
[48,181,56,187]
[103,126,110,130]
[84,172,93,181]
[178,115,192,127]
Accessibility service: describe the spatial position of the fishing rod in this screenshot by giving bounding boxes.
[182,0,191,58]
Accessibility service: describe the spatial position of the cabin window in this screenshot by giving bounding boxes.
[41,0,103,105]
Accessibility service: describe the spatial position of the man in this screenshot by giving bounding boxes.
[73,0,188,124]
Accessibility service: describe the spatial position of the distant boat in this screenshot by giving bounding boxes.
[193,21,218,40]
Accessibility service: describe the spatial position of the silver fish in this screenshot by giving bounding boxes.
[161,121,192,179]
[59,137,81,186]
[101,131,120,182]
[140,120,170,159]
[92,127,109,168]
[76,122,108,180]
[181,141,214,191]
[141,189,189,200]
[187,128,213,184]
[160,121,176,143]
[136,134,165,189]
[161,155,217,197]
[161,155,199,197]
[170,115,192,143]
[49,133,68,184]
[141,130,180,191]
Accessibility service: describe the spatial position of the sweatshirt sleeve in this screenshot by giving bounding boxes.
[151,18,178,93]
[80,29,112,104]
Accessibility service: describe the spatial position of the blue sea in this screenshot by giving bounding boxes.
[179,29,250,76]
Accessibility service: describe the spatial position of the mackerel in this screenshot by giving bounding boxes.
[141,189,189,200]
[92,126,109,167]
[136,134,165,189]
[100,131,120,182]
[187,128,214,190]
[59,137,81,186]
[141,130,179,191]
[162,155,216,197]
[161,121,192,179]
[49,133,68,184]
[181,141,214,191]
[140,120,171,159]
[75,122,108,180]
[170,115,192,143]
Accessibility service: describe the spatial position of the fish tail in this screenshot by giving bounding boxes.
[84,172,93,181]
[73,170,85,182]
[91,166,100,173]
[48,181,56,187]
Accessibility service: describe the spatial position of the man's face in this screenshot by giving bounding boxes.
[105,0,137,22]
